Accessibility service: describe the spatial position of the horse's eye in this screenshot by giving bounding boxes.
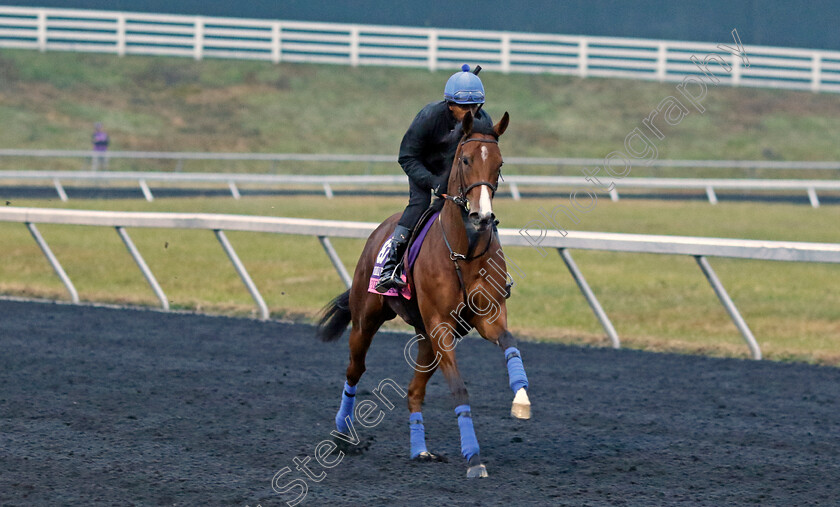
[461,156,470,166]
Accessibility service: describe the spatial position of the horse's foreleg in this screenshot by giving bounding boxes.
[406,330,439,460]
[425,325,487,478]
[474,319,531,420]
[498,330,531,419]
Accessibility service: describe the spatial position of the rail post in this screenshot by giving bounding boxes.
[194,17,204,61]
[349,27,360,67]
[36,10,47,52]
[53,178,68,202]
[271,22,282,63]
[318,236,352,289]
[214,230,269,320]
[428,30,438,72]
[116,14,126,56]
[26,222,79,303]
[557,248,620,349]
[578,37,588,78]
[695,255,761,360]
[116,226,169,310]
[656,42,667,81]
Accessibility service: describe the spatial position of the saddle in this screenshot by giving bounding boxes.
[367,198,444,299]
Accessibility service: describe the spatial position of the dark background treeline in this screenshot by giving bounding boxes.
[7,0,840,50]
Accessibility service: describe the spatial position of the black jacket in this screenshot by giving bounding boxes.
[398,101,493,189]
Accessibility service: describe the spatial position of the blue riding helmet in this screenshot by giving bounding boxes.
[444,64,485,104]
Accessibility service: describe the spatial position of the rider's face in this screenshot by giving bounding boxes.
[448,103,479,122]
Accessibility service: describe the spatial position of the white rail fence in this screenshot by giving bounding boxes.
[3,207,840,359]
[3,170,840,208]
[4,149,840,172]
[1,6,840,93]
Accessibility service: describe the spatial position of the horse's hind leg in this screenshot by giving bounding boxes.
[334,298,390,434]
[406,330,441,461]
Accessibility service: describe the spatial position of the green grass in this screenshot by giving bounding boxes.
[1,49,839,364]
[3,49,840,179]
[2,195,838,365]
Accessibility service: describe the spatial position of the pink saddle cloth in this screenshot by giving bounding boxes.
[367,237,412,299]
[367,211,440,299]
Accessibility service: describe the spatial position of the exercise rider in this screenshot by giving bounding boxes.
[375,64,493,292]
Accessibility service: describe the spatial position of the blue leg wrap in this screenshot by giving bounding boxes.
[409,412,429,459]
[504,347,529,393]
[335,381,356,433]
[455,404,479,462]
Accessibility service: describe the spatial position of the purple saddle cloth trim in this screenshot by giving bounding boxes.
[368,211,439,299]
[406,211,439,271]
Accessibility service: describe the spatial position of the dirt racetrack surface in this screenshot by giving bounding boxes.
[1,299,839,506]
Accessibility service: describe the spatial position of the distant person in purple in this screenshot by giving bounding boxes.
[91,122,110,171]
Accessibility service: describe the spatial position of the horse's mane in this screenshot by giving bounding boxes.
[442,113,498,145]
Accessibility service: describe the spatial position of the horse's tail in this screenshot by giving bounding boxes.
[316,289,352,342]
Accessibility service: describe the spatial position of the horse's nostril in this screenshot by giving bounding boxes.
[469,212,479,221]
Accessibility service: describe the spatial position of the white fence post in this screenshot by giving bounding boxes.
[656,42,667,81]
[812,53,822,93]
[578,37,588,78]
[501,33,511,74]
[428,29,438,72]
[194,17,204,61]
[116,14,126,57]
[37,10,47,52]
[730,51,741,86]
[349,27,360,67]
[271,22,282,63]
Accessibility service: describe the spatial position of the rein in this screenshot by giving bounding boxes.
[437,135,501,303]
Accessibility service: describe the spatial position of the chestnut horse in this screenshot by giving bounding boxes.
[317,111,530,478]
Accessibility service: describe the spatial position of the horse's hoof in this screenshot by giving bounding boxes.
[466,464,489,478]
[511,387,531,420]
[332,434,374,455]
[412,451,446,462]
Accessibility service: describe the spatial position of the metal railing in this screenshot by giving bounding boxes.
[1,6,840,93]
[3,206,840,359]
[3,169,840,208]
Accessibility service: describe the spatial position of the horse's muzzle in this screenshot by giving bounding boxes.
[469,211,496,230]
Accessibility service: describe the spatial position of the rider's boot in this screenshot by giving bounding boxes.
[375,225,411,292]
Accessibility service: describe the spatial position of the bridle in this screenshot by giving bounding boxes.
[437,134,509,303]
[439,137,500,213]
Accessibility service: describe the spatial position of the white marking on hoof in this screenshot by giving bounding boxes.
[511,387,531,420]
[466,463,489,478]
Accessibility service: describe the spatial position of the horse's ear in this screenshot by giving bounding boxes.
[494,112,510,138]
[461,111,474,137]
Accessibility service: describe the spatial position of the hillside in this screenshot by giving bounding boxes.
[1,48,840,174]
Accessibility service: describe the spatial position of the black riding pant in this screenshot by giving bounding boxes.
[397,176,433,231]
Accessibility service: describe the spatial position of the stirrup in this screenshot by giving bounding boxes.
[391,268,407,288]
[375,269,404,292]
